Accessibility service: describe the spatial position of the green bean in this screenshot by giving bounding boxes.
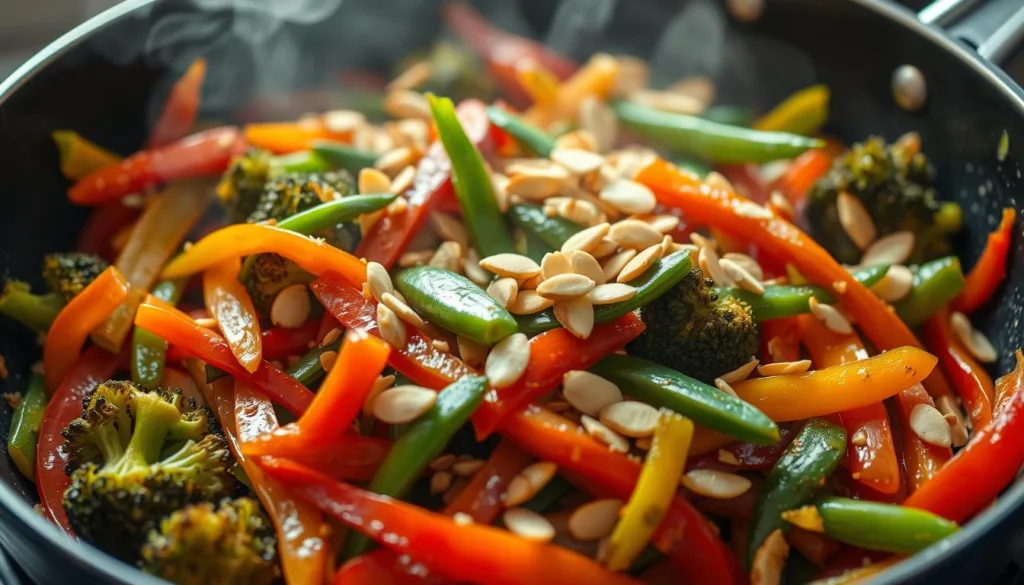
[7,374,48,480]
[285,340,341,388]
[485,106,555,157]
[507,203,583,250]
[311,141,379,175]
[131,279,185,387]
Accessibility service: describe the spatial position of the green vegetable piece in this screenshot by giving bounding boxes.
[612,100,825,164]
[718,264,890,321]
[395,266,518,345]
[517,251,693,335]
[273,150,330,174]
[428,95,514,257]
[0,281,64,332]
[311,141,380,175]
[485,106,555,157]
[591,354,779,445]
[701,106,755,127]
[276,194,396,235]
[892,256,964,326]
[748,419,846,567]
[132,279,186,387]
[514,227,555,264]
[670,155,711,178]
[520,475,573,514]
[346,374,488,558]
[285,339,341,388]
[7,374,48,480]
[796,497,959,554]
[507,203,583,250]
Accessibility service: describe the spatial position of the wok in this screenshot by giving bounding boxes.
[0,0,1023,583]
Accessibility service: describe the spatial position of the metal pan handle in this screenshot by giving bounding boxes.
[920,0,1024,64]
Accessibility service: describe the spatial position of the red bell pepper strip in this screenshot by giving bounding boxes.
[333,552,447,585]
[893,384,951,493]
[995,350,1024,414]
[134,299,314,415]
[953,208,1016,314]
[718,164,769,204]
[43,266,130,390]
[258,457,642,585]
[36,346,120,532]
[242,329,390,458]
[760,317,800,363]
[356,99,492,268]
[262,320,320,360]
[904,348,1024,521]
[769,148,833,206]
[689,426,795,473]
[68,126,247,205]
[637,158,947,400]
[77,202,140,262]
[203,258,264,373]
[923,307,994,430]
[148,58,206,148]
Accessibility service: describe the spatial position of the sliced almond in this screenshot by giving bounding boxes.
[377,302,408,349]
[690,232,716,250]
[617,243,663,283]
[463,248,493,288]
[705,171,735,193]
[589,237,619,259]
[552,148,605,175]
[429,212,469,249]
[567,499,623,541]
[871,264,914,302]
[553,296,595,339]
[599,401,659,438]
[808,297,853,335]
[541,252,574,280]
[487,278,519,309]
[568,250,605,285]
[860,231,915,267]
[373,385,436,424]
[322,327,343,347]
[720,357,759,384]
[561,222,611,254]
[554,129,600,152]
[609,219,663,250]
[599,179,657,215]
[768,190,796,220]
[381,292,426,329]
[384,89,430,120]
[359,167,392,195]
[751,529,789,585]
[563,370,623,416]
[837,192,877,250]
[718,450,741,466]
[503,508,555,542]
[578,96,618,153]
[715,378,739,397]
[387,60,433,92]
[733,200,774,220]
[950,311,998,363]
[631,89,705,115]
[537,273,596,301]
[323,109,365,135]
[648,214,681,234]
[485,333,531,388]
[398,250,433,267]
[668,76,715,106]
[390,165,416,195]
[430,470,453,494]
[364,374,396,414]
[429,241,464,273]
[508,290,555,315]
[557,198,602,226]
[318,350,338,373]
[698,245,733,287]
[581,415,629,452]
[722,253,765,282]
[722,259,765,295]
[588,283,636,305]
[271,284,311,328]
[375,146,420,176]
[506,166,569,200]
[757,360,812,377]
[505,461,559,507]
[492,172,511,212]
[452,459,486,477]
[612,55,650,98]
[430,454,456,471]
[910,403,952,448]
[602,249,637,282]
[681,470,752,499]
[480,253,542,280]
[457,336,489,369]
[936,394,970,447]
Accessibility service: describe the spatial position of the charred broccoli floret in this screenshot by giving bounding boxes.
[246,170,355,224]
[804,135,962,264]
[0,280,64,332]
[242,252,315,315]
[628,269,758,383]
[61,380,233,561]
[140,497,278,585]
[42,252,108,303]
[217,148,274,223]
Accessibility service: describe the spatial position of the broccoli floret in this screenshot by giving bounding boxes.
[628,269,759,383]
[246,170,355,224]
[242,253,314,315]
[804,135,962,264]
[61,380,233,561]
[0,280,64,332]
[140,497,278,585]
[217,149,274,223]
[42,252,108,303]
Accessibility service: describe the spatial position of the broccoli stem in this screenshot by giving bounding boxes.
[110,393,180,474]
[0,284,64,332]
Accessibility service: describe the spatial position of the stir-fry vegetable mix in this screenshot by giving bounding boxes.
[4,7,1021,584]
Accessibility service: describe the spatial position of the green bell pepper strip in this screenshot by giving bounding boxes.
[718,264,890,321]
[131,279,185,386]
[428,95,514,257]
[7,374,48,480]
[892,256,964,326]
[507,203,583,250]
[517,251,693,335]
[590,353,780,444]
[784,497,958,554]
[485,105,555,157]
[311,141,379,175]
[394,266,518,345]
[345,374,489,558]
[612,100,825,164]
[0,284,63,332]
[284,339,341,388]
[747,418,846,567]
[272,150,330,174]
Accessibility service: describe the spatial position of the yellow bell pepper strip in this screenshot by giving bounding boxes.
[7,374,48,480]
[258,457,643,585]
[52,130,122,180]
[636,158,948,400]
[953,207,1016,314]
[148,57,206,148]
[161,223,367,287]
[43,266,129,391]
[730,347,937,422]
[523,53,621,129]
[603,410,694,571]
[754,85,830,135]
[204,257,263,373]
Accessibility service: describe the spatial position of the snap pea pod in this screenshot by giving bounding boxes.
[395,266,518,345]
[428,94,514,257]
[7,374,48,480]
[507,203,582,250]
[516,251,693,335]
[893,256,964,326]
[345,374,488,558]
[717,264,890,321]
[311,141,379,175]
[702,106,755,128]
[131,279,186,387]
[276,194,397,235]
[590,354,780,445]
[285,339,341,388]
[748,419,846,567]
[514,227,555,264]
[485,106,555,157]
[612,100,825,164]
[272,149,330,174]
[783,497,958,554]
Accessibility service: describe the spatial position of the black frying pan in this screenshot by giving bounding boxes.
[1,0,1024,583]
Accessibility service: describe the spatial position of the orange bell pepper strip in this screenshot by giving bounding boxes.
[161,223,366,287]
[333,552,447,585]
[204,257,263,373]
[515,60,560,107]
[953,208,1016,314]
[134,300,314,415]
[523,53,620,129]
[995,350,1024,414]
[148,58,206,148]
[922,307,994,430]
[43,266,129,390]
[769,148,833,206]
[893,384,951,493]
[52,131,122,180]
[36,346,120,532]
[68,126,247,205]
[244,114,354,154]
[258,457,642,585]
[797,315,901,495]
[242,329,390,457]
[730,347,937,422]
[638,158,947,399]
